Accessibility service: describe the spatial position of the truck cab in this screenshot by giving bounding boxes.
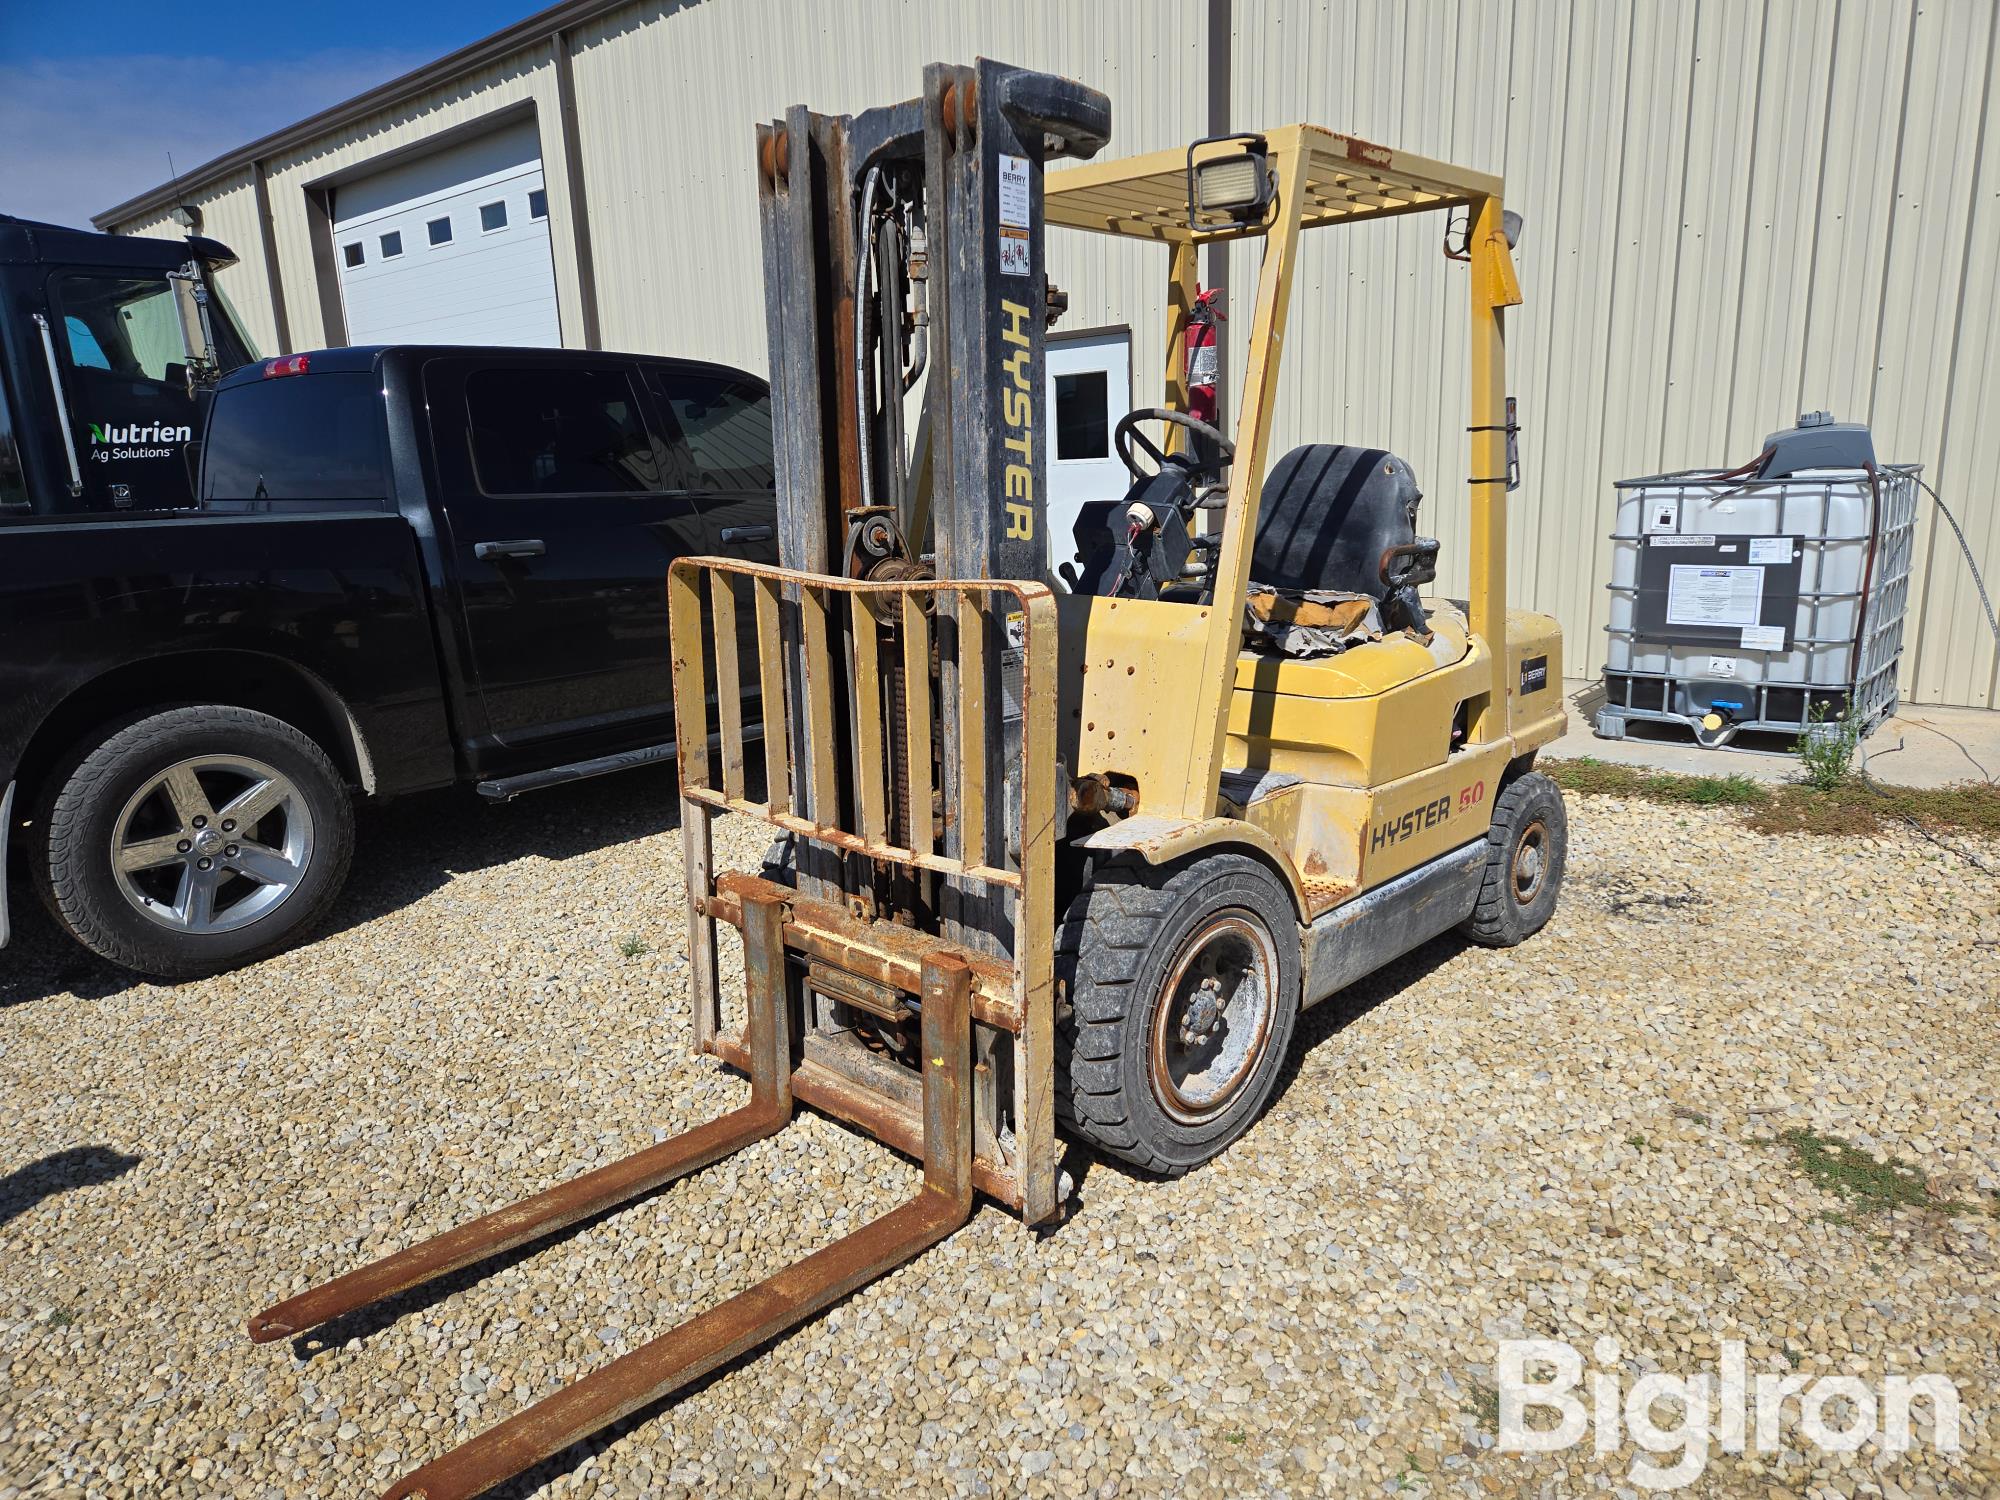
[3,336,776,979]
[0,213,256,517]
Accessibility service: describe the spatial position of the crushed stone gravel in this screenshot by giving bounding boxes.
[2,769,1995,1498]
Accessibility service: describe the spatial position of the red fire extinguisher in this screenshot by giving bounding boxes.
[1185,286,1224,426]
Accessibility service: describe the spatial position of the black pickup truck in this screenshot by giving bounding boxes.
[3,337,778,977]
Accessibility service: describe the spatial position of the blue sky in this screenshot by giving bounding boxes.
[0,1,533,229]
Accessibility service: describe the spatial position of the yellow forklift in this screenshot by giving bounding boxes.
[248,59,1567,1499]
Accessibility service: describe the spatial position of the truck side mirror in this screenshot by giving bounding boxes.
[168,262,219,392]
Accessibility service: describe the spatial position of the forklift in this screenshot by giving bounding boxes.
[249,59,1568,1499]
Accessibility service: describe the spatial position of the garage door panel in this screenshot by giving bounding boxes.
[334,123,561,348]
[336,121,540,227]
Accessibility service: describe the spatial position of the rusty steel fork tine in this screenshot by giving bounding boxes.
[377,952,976,1500]
[249,894,795,1345]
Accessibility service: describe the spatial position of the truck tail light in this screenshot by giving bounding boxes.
[263,354,311,378]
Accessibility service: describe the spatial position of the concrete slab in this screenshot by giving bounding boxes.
[1542,678,2000,789]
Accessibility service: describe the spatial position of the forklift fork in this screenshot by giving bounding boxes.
[248,890,976,1500]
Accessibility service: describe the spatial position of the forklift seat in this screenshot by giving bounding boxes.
[1251,444,1428,599]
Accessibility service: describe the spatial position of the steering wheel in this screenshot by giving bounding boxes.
[1113,407,1234,479]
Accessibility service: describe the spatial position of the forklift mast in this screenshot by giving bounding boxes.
[754,61,1110,951]
[758,60,1110,579]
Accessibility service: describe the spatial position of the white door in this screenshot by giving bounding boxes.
[1046,329,1132,584]
[333,120,562,347]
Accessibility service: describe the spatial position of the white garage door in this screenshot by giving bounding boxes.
[333,119,562,347]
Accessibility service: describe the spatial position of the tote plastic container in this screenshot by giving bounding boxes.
[1598,413,1917,749]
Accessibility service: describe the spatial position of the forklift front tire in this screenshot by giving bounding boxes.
[1459,770,1567,947]
[1057,852,1300,1176]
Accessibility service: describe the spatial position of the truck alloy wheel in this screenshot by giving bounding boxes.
[109,755,315,935]
[36,705,355,977]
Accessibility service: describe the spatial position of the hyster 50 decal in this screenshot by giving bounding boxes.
[1368,779,1486,853]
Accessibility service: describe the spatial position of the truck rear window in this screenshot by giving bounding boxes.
[203,372,388,502]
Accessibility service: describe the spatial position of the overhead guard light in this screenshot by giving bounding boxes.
[1186,134,1274,230]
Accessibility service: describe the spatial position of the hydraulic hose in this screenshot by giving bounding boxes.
[854,165,884,511]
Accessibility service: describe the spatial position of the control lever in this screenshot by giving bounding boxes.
[1378,539,1441,638]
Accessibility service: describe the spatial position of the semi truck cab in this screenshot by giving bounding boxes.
[0,213,257,517]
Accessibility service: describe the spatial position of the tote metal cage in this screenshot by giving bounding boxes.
[1597,463,1919,748]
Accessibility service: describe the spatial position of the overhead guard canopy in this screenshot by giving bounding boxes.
[1044,123,1504,243]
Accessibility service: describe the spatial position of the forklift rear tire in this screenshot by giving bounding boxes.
[1459,771,1567,947]
[1056,852,1300,1176]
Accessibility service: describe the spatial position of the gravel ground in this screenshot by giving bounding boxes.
[2,771,1996,1499]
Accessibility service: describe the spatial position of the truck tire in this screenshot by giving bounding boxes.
[35,706,355,978]
[1459,770,1567,947]
[1056,852,1300,1176]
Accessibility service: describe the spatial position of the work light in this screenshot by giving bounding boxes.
[1187,135,1273,228]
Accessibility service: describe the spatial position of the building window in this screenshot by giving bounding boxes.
[379,230,403,259]
[528,188,548,221]
[1054,370,1110,459]
[479,200,508,233]
[342,242,365,269]
[428,216,453,246]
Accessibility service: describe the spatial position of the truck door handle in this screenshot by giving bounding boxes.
[719,525,774,544]
[473,538,546,561]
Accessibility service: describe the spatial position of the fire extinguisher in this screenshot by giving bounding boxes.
[1184,286,1225,426]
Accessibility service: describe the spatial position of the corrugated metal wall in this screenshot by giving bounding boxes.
[113,0,2000,707]
[1227,0,2000,707]
[117,170,283,356]
[565,0,1207,431]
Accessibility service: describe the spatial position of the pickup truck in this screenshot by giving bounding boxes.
[3,341,778,977]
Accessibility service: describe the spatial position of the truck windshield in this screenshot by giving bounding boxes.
[203,372,389,503]
[209,282,260,364]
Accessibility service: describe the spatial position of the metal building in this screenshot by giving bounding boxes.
[97,0,2000,711]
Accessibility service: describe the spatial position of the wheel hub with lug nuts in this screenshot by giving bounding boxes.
[1149,912,1280,1126]
[110,755,315,935]
[1512,818,1549,906]
[1178,977,1225,1046]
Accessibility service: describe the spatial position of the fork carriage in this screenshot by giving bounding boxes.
[670,561,1065,1221]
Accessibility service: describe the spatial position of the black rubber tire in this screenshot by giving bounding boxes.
[1055,852,1300,1176]
[759,832,797,886]
[1459,770,1567,947]
[33,706,355,978]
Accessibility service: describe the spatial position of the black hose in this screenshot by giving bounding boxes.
[1914,473,2000,647]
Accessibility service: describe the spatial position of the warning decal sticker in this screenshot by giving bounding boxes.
[999,226,1030,276]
